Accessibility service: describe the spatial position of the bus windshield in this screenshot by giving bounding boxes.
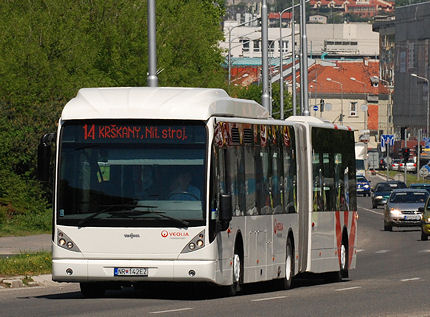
[57,120,207,227]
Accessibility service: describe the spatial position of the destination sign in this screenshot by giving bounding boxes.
[61,121,206,144]
[83,124,188,141]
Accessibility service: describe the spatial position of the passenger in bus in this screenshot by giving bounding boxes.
[135,166,157,200]
[168,171,201,201]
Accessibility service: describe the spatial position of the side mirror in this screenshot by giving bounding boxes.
[219,194,232,231]
[37,133,56,182]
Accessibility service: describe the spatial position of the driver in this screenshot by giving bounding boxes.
[169,171,200,200]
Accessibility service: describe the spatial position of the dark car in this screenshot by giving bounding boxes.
[371,181,407,209]
[356,175,371,197]
[409,183,430,194]
[379,158,387,170]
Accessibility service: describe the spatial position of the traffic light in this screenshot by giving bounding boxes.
[402,148,410,163]
[320,99,325,112]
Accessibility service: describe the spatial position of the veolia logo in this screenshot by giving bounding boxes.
[161,230,190,238]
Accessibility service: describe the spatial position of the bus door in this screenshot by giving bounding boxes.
[247,144,271,282]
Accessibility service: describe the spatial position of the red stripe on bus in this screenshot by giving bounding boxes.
[348,211,357,267]
[344,211,349,229]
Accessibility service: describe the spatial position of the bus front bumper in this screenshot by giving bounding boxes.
[52,259,217,283]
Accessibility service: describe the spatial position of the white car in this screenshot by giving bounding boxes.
[399,160,417,173]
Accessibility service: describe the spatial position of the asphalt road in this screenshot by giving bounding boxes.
[1,172,430,316]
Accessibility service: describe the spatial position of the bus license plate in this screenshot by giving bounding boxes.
[114,267,148,276]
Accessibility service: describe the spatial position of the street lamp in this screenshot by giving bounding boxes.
[350,77,367,130]
[327,77,344,124]
[410,73,429,138]
[279,1,309,118]
[379,78,393,135]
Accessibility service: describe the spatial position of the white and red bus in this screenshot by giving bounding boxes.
[38,87,357,297]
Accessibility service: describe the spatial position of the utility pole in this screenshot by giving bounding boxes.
[147,0,158,87]
[299,0,310,116]
[261,0,270,111]
[418,129,421,181]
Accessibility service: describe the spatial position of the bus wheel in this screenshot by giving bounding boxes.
[340,239,349,278]
[224,249,242,296]
[279,239,294,290]
[80,282,105,298]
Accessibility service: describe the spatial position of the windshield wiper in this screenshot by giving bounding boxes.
[125,209,190,227]
[77,203,142,227]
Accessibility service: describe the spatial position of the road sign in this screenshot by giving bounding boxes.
[423,137,430,149]
[420,165,430,178]
[313,105,318,111]
[381,134,394,148]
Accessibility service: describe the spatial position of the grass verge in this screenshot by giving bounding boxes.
[377,170,430,186]
[0,210,52,237]
[0,252,51,276]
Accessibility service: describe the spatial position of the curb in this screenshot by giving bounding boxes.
[0,274,59,290]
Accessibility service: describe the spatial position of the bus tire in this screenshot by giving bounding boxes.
[340,236,349,279]
[279,238,294,290]
[225,243,243,296]
[80,282,105,298]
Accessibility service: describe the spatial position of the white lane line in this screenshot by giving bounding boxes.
[356,249,365,253]
[419,249,430,253]
[335,286,362,292]
[401,277,421,282]
[252,296,286,302]
[150,308,193,314]
[375,250,390,254]
[360,207,384,216]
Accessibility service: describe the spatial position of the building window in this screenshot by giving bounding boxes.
[240,39,250,52]
[268,40,275,52]
[278,40,288,53]
[350,102,357,116]
[253,40,260,52]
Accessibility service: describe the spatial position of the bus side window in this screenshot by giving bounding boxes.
[226,145,241,216]
[237,146,246,215]
[334,153,343,210]
[245,144,257,216]
[271,141,282,214]
[260,148,271,215]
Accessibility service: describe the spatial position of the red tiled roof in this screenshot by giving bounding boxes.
[303,60,389,95]
[309,0,394,11]
[268,12,292,19]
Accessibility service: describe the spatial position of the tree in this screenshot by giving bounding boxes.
[0,0,227,230]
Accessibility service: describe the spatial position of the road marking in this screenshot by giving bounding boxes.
[401,277,420,282]
[356,249,365,253]
[375,250,390,254]
[335,286,362,292]
[150,308,193,314]
[419,249,430,253]
[360,207,384,216]
[252,296,286,302]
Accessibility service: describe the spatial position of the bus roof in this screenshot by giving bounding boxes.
[61,87,270,121]
[285,115,352,131]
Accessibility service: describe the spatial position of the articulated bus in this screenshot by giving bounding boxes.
[38,87,357,297]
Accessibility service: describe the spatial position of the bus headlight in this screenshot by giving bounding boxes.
[181,230,205,254]
[57,230,81,252]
